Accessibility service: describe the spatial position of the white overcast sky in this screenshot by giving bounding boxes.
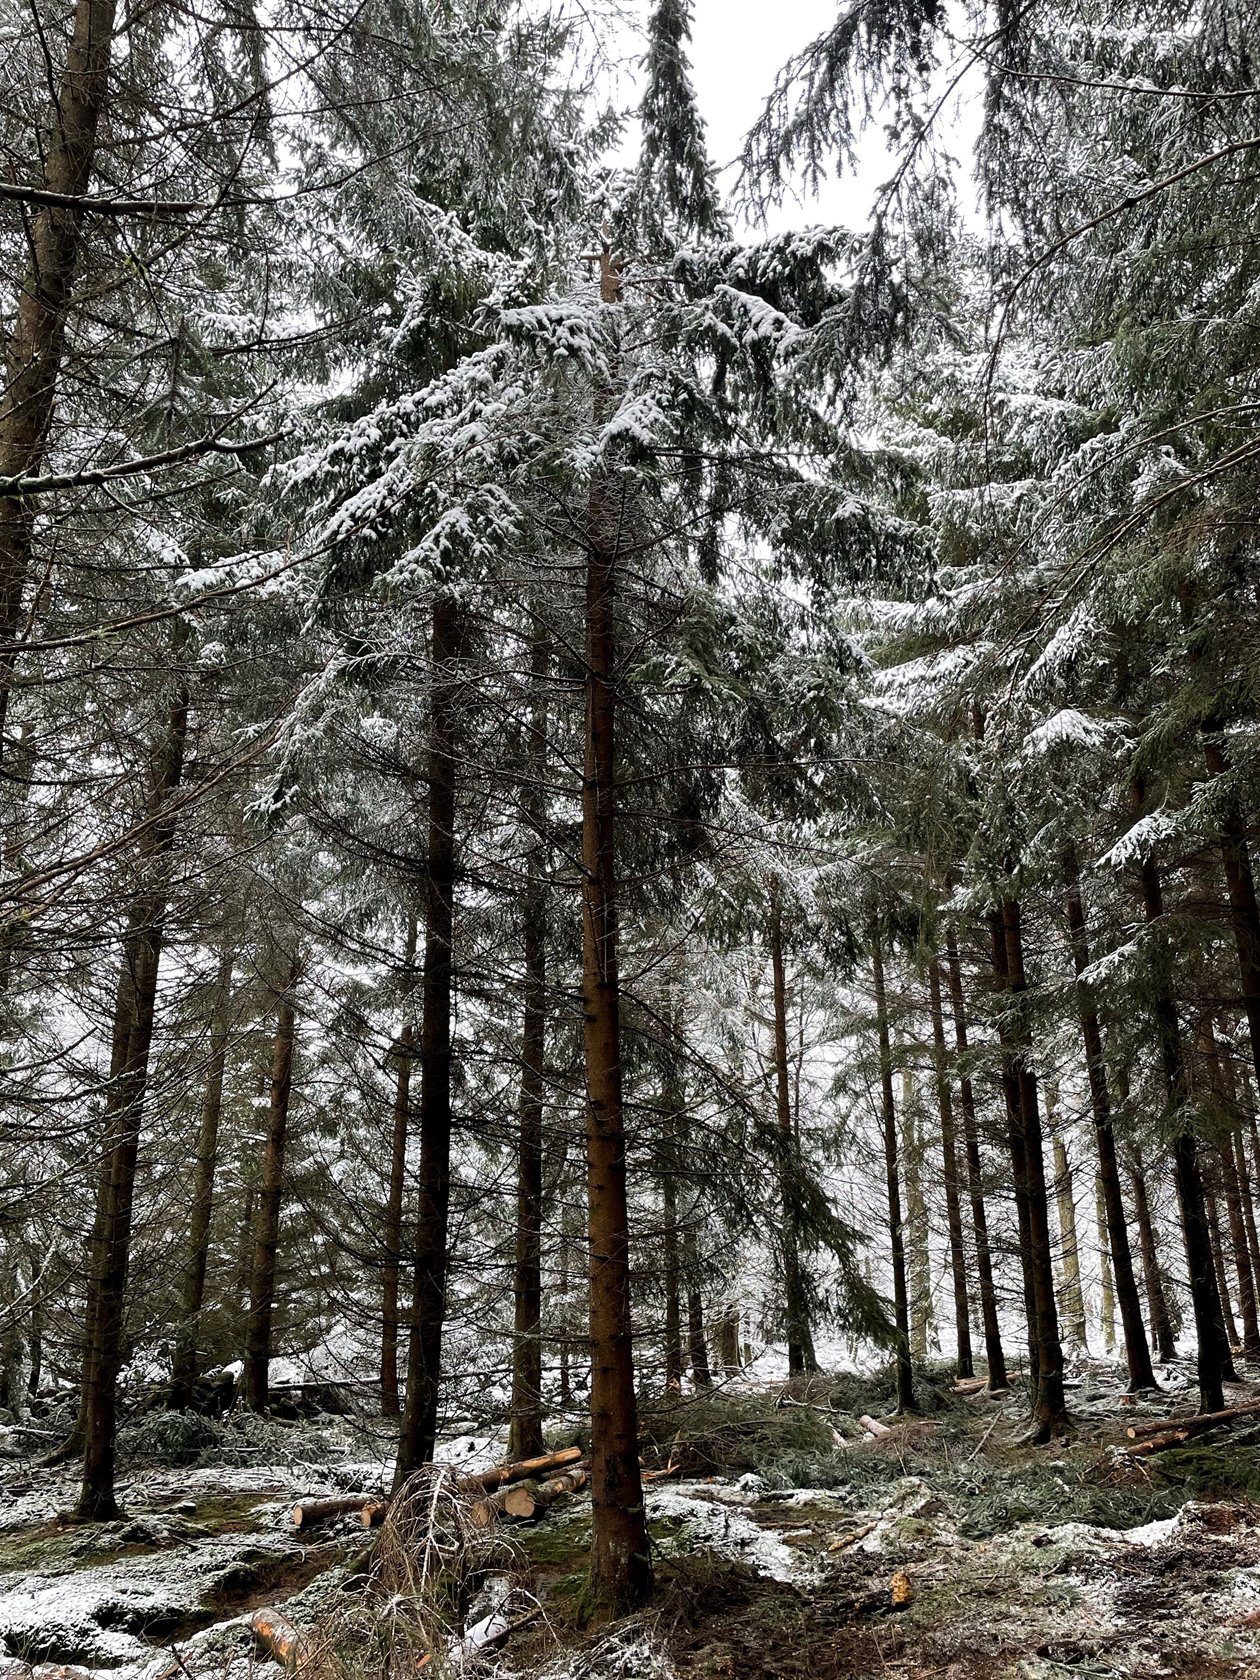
[687,0,889,229]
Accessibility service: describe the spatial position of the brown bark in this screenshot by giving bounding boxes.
[1203,1021,1260,1359]
[928,960,973,1377]
[291,1495,371,1528]
[396,596,462,1484]
[943,930,1007,1389]
[1051,1130,1088,1348]
[683,1226,712,1388]
[380,916,418,1420]
[1206,1189,1240,1350]
[1126,1396,1260,1438]
[243,957,299,1412]
[501,1464,588,1520]
[1131,781,1230,1411]
[579,241,651,1613]
[249,1608,308,1669]
[74,681,188,1520]
[1202,734,1260,1099]
[1127,1147,1178,1362]
[662,1161,683,1391]
[871,921,914,1410]
[170,945,234,1409]
[0,0,119,742]
[992,899,1069,1439]
[770,881,813,1372]
[509,631,549,1461]
[1061,850,1156,1388]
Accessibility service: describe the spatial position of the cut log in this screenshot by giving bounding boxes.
[469,1487,515,1529]
[250,1607,309,1668]
[1126,1398,1260,1440]
[828,1520,878,1552]
[461,1444,582,1495]
[859,1414,893,1437]
[291,1494,371,1528]
[502,1464,587,1521]
[363,1444,584,1527]
[1127,1428,1191,1457]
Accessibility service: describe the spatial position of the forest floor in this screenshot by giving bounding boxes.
[3,1358,1260,1680]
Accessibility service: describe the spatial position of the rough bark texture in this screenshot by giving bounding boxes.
[1131,792,1230,1411]
[871,922,914,1410]
[380,916,418,1419]
[0,0,119,742]
[244,958,299,1413]
[928,962,973,1377]
[1095,1175,1116,1353]
[1062,852,1156,1388]
[770,883,813,1373]
[1128,1148,1178,1363]
[944,930,1007,1389]
[396,597,461,1484]
[683,1226,712,1388]
[1051,1130,1088,1349]
[579,244,651,1613]
[992,900,1069,1439]
[171,945,234,1409]
[1203,734,1260,1100]
[509,860,546,1459]
[75,683,188,1519]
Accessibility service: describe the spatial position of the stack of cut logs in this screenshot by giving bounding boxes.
[1125,1397,1260,1456]
[289,1444,590,1533]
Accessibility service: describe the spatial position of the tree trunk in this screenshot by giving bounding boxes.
[1062,850,1156,1388]
[75,681,188,1520]
[509,823,547,1459]
[944,930,1007,1389]
[0,0,119,744]
[380,916,418,1420]
[1127,1147,1178,1362]
[770,881,812,1372]
[1203,1021,1260,1359]
[1131,785,1230,1411]
[903,1071,932,1360]
[683,1226,712,1388]
[992,899,1069,1439]
[1206,1189,1240,1351]
[927,962,973,1377]
[578,242,651,1614]
[243,957,299,1412]
[1051,1130,1088,1349]
[1202,734,1260,1101]
[871,920,914,1410]
[662,1163,683,1392]
[396,596,461,1483]
[171,944,234,1409]
[1095,1175,1116,1353]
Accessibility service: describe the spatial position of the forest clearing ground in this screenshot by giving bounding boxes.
[4,1367,1260,1679]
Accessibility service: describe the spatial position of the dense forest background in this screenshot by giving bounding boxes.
[5,0,1260,1622]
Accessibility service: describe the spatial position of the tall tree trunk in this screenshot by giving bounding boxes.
[944,930,1007,1389]
[0,0,118,744]
[509,871,547,1457]
[171,945,234,1409]
[992,900,1069,1439]
[927,962,973,1377]
[683,1226,712,1388]
[1062,851,1156,1388]
[396,597,461,1483]
[509,628,551,1457]
[1202,1019,1260,1359]
[578,242,651,1613]
[770,881,812,1372]
[1206,1188,1240,1352]
[1095,1174,1116,1353]
[380,915,418,1420]
[243,957,299,1413]
[903,1070,932,1360]
[1131,784,1230,1410]
[1202,734,1260,1101]
[871,920,914,1410]
[662,1163,683,1392]
[1127,1148,1178,1362]
[75,681,188,1519]
[1050,1128,1088,1349]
